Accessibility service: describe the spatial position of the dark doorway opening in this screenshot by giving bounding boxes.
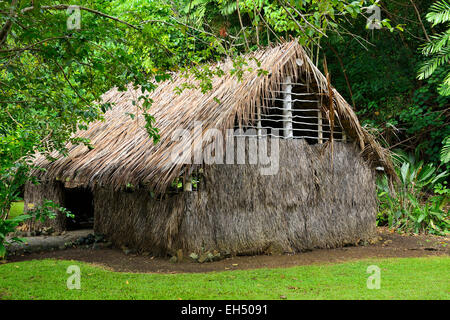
[64,187,94,230]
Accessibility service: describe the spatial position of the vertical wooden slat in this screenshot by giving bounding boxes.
[282,76,293,139]
[257,106,262,138]
[318,108,323,144]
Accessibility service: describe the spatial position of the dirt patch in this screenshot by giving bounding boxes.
[5,228,449,273]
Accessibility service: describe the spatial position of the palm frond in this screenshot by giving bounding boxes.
[421,30,450,56]
[441,135,450,164]
[418,1,450,88]
[438,71,450,95]
[418,47,450,80]
[426,0,450,26]
[219,0,237,16]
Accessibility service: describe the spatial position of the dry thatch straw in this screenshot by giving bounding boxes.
[31,40,395,192]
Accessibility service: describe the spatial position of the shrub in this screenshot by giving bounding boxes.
[0,200,73,259]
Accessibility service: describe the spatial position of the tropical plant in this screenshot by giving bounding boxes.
[377,150,449,235]
[418,0,450,96]
[392,150,448,190]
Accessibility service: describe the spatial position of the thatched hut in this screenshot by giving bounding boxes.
[25,41,393,256]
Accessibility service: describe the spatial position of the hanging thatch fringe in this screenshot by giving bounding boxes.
[31,40,395,192]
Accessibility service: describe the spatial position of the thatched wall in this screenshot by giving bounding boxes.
[93,189,185,255]
[24,181,67,232]
[93,139,377,256]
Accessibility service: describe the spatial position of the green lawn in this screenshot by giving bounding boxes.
[9,201,24,219]
[0,257,448,300]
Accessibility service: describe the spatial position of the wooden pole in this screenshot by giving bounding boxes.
[184,177,192,192]
[282,76,293,139]
[318,108,323,144]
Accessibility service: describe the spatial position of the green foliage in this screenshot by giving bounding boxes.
[174,0,379,49]
[377,150,449,235]
[426,0,450,25]
[324,0,449,165]
[0,0,168,252]
[8,201,24,219]
[441,135,450,164]
[0,200,73,258]
[418,0,450,96]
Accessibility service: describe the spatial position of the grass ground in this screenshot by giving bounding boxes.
[0,256,448,300]
[9,201,24,219]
